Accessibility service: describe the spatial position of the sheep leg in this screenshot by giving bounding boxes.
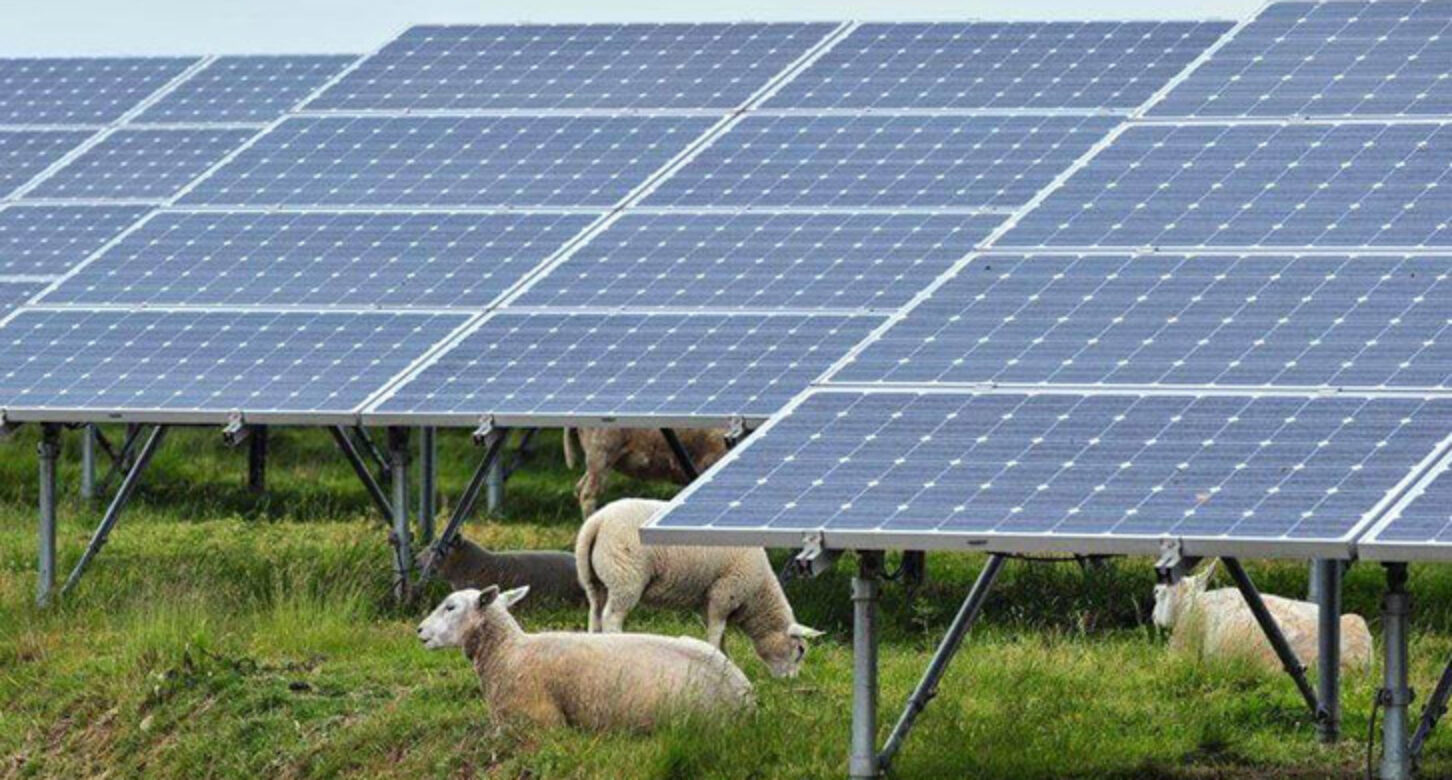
[585,581,607,633]
[601,588,641,633]
[705,590,734,652]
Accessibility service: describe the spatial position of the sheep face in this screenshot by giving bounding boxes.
[754,623,825,678]
[418,586,531,650]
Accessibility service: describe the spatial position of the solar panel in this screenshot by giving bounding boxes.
[833,252,1452,389]
[0,130,92,197]
[0,57,197,124]
[1360,453,1452,560]
[0,205,150,276]
[368,312,883,424]
[767,21,1231,110]
[0,282,43,316]
[44,210,596,308]
[1000,122,1452,249]
[306,23,835,111]
[0,308,468,422]
[1151,1,1452,118]
[137,55,356,123]
[515,212,1003,312]
[180,115,715,208]
[643,115,1117,210]
[27,128,255,201]
[644,389,1452,558]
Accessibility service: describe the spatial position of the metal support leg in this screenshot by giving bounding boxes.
[486,436,505,515]
[247,425,268,494]
[418,430,509,582]
[660,428,700,481]
[1411,655,1452,763]
[328,426,392,525]
[1221,557,1321,721]
[851,551,883,780]
[63,426,167,596]
[1381,563,1413,780]
[418,427,436,544]
[37,424,60,607]
[387,428,412,602]
[352,426,391,486]
[1314,559,1342,743]
[96,424,142,496]
[879,554,1004,771]
[80,424,95,500]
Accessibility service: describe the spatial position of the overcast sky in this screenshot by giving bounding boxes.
[0,0,1260,56]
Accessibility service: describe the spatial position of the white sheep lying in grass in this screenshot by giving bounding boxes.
[417,585,753,732]
[1153,561,1373,672]
[574,498,823,678]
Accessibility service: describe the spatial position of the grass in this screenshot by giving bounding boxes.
[3,426,1452,778]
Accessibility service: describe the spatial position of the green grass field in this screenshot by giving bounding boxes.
[4,426,1452,778]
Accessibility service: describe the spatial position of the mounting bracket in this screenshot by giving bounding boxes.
[472,415,497,446]
[782,533,841,581]
[221,413,250,447]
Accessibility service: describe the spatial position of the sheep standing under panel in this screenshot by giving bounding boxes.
[575,498,823,678]
[416,536,586,605]
[417,586,754,732]
[1153,561,1373,672]
[563,428,729,518]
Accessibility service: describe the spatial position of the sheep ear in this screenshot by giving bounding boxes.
[477,586,500,608]
[500,586,530,608]
[790,624,825,639]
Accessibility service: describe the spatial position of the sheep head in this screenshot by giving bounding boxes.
[753,623,825,678]
[1151,560,1217,629]
[417,586,530,649]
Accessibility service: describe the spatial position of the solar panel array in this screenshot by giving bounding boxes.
[0,20,1233,431]
[646,1,1452,562]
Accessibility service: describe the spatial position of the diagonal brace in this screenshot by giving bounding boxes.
[878,554,1005,771]
[660,428,699,480]
[1411,655,1452,762]
[95,424,144,496]
[62,425,168,596]
[1221,557,1323,723]
[418,429,510,583]
[329,426,392,526]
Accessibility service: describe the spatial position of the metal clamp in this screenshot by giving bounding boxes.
[781,533,841,582]
[472,415,497,446]
[725,415,750,448]
[222,413,250,447]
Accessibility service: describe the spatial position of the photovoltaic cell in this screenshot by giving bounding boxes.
[0,309,468,416]
[834,252,1452,389]
[516,212,1003,311]
[181,115,714,208]
[138,55,356,123]
[0,282,42,316]
[372,312,882,421]
[768,21,1230,110]
[1152,1,1452,118]
[307,23,834,111]
[1001,122,1452,248]
[0,57,197,124]
[0,130,92,197]
[28,128,255,201]
[46,210,595,308]
[647,390,1452,556]
[1361,461,1452,558]
[0,205,150,276]
[643,115,1116,210]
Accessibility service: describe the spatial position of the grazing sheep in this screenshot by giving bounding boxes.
[416,536,586,605]
[1153,561,1373,672]
[417,585,754,731]
[575,498,823,678]
[563,428,729,518]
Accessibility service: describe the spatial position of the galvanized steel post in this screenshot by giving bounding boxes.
[851,551,883,779]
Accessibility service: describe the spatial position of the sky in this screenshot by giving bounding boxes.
[0,0,1261,56]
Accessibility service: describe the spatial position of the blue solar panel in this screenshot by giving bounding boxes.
[0,205,149,276]
[1001,122,1452,248]
[1152,1,1452,118]
[0,57,197,124]
[307,23,834,111]
[28,128,255,201]
[371,312,882,421]
[646,389,1452,556]
[138,55,356,123]
[643,115,1116,210]
[45,210,595,308]
[0,282,42,316]
[1361,457,1452,559]
[768,21,1230,110]
[833,252,1452,389]
[516,212,1003,311]
[0,130,92,197]
[0,309,468,418]
[181,115,714,208]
